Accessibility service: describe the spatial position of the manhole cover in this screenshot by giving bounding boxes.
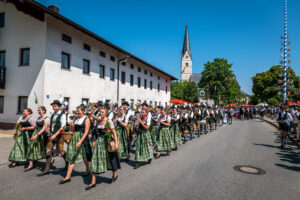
[233,165,266,175]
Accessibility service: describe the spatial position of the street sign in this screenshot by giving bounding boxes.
[198,88,205,97]
[278,80,283,83]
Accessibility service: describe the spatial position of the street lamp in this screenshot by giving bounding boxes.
[117,55,130,105]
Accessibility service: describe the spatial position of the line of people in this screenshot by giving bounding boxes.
[8,100,236,190]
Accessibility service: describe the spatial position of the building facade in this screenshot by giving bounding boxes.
[0,0,177,124]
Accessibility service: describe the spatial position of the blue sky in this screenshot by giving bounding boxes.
[37,0,300,94]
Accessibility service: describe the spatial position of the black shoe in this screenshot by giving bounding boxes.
[85,184,96,191]
[24,167,33,172]
[174,147,178,151]
[8,163,17,168]
[37,171,50,177]
[125,155,130,161]
[134,162,140,169]
[59,178,71,184]
[148,159,152,164]
[111,175,118,183]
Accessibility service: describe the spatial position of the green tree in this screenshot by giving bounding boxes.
[251,65,300,105]
[198,58,242,104]
[171,81,198,103]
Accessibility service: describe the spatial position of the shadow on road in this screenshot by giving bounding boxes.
[253,132,300,172]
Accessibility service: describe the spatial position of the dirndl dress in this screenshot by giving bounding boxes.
[26,117,46,160]
[135,123,153,162]
[116,123,128,158]
[170,122,181,148]
[90,120,121,174]
[156,121,172,152]
[65,116,92,164]
[9,117,33,162]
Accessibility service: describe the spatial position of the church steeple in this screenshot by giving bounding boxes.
[181,24,193,81]
[182,24,192,59]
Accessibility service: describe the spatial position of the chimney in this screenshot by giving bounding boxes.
[48,5,59,13]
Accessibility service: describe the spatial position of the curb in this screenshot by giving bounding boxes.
[259,117,300,148]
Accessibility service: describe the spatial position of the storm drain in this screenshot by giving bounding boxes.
[233,165,266,175]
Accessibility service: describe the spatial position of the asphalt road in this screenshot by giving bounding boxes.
[1,119,300,200]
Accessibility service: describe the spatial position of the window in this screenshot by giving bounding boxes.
[122,62,126,66]
[121,71,126,84]
[0,51,5,67]
[144,70,147,75]
[158,76,160,80]
[150,81,153,90]
[99,65,105,78]
[138,67,141,72]
[165,102,167,108]
[100,51,106,58]
[0,13,4,28]
[150,72,152,77]
[130,74,134,86]
[150,101,152,106]
[121,99,125,104]
[62,33,72,43]
[144,79,147,89]
[110,68,115,81]
[83,43,91,51]
[82,98,89,106]
[110,56,115,62]
[158,83,160,92]
[155,101,157,107]
[0,96,3,113]
[186,56,189,59]
[166,86,168,94]
[61,52,70,69]
[20,48,30,66]
[18,96,28,114]
[83,59,90,74]
[186,63,189,67]
[166,79,168,83]
[130,64,134,69]
[63,97,69,111]
[137,77,141,88]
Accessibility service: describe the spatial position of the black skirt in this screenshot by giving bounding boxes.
[109,152,121,171]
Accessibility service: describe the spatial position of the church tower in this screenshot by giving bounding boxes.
[181,25,192,81]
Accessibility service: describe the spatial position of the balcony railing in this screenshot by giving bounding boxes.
[0,67,6,89]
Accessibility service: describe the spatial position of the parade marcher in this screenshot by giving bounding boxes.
[59,105,92,184]
[228,107,234,124]
[276,106,292,148]
[179,107,188,143]
[89,101,103,147]
[87,108,120,190]
[123,101,133,161]
[187,106,194,139]
[170,108,181,149]
[25,106,48,171]
[9,108,35,168]
[156,109,172,158]
[207,106,215,132]
[150,107,160,148]
[37,100,67,176]
[218,107,224,126]
[193,105,201,137]
[114,107,129,159]
[200,105,209,134]
[134,109,153,169]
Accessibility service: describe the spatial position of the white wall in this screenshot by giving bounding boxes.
[43,15,170,114]
[0,2,46,123]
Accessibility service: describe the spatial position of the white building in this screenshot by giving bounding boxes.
[0,0,177,125]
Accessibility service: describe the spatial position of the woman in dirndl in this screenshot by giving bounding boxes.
[155,109,172,158]
[150,107,160,148]
[134,109,153,169]
[25,106,48,171]
[59,105,92,184]
[8,108,35,168]
[114,107,129,159]
[170,108,181,150]
[87,108,120,190]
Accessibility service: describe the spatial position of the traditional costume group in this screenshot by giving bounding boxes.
[8,99,235,190]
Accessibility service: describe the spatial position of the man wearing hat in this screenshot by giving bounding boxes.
[200,104,209,134]
[38,100,67,176]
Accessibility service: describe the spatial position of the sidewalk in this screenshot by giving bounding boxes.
[0,131,14,166]
[259,116,300,147]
